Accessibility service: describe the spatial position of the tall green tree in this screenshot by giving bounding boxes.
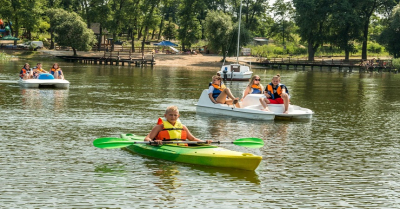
[293,0,332,61]
[204,10,233,60]
[358,0,397,59]
[329,0,363,61]
[177,0,202,51]
[49,8,96,56]
[378,4,400,58]
[270,0,295,47]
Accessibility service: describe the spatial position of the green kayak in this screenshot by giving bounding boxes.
[120,134,262,171]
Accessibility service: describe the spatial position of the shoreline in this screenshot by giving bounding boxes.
[3,49,243,67]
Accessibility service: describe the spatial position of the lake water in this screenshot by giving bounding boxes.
[1,60,399,208]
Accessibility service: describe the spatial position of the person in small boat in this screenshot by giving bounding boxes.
[209,75,240,108]
[32,63,48,79]
[50,63,64,79]
[19,63,32,80]
[209,72,223,86]
[242,75,264,100]
[144,106,212,145]
[260,74,290,113]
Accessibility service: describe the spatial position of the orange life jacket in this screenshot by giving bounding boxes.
[251,84,262,94]
[267,83,288,99]
[155,118,187,141]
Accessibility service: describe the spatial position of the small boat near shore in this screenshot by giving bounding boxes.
[119,134,262,171]
[217,64,253,81]
[19,73,70,88]
[196,89,275,120]
[196,90,313,120]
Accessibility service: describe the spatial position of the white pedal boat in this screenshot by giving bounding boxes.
[241,94,314,119]
[218,64,253,81]
[19,73,70,89]
[196,89,275,121]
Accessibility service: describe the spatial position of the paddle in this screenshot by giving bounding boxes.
[93,137,264,149]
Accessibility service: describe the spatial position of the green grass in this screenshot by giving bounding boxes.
[0,51,11,61]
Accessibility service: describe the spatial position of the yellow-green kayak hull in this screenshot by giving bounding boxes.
[121,134,262,171]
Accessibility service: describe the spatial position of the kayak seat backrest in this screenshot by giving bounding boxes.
[38,73,54,80]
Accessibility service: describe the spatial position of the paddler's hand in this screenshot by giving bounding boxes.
[205,140,212,144]
[153,140,163,145]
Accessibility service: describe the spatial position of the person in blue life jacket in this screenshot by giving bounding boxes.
[208,75,240,108]
[144,106,212,145]
[259,74,290,113]
[50,63,64,79]
[209,72,224,87]
[19,63,32,80]
[242,75,264,101]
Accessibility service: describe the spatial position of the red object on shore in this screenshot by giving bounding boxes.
[0,19,3,25]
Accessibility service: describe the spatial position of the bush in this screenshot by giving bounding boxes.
[0,51,11,61]
[392,58,400,70]
[368,42,383,54]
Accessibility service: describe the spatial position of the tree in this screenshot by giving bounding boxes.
[329,0,363,61]
[162,18,177,40]
[378,4,400,58]
[270,0,295,47]
[358,0,397,59]
[49,8,96,56]
[204,10,233,60]
[177,0,202,51]
[293,0,332,61]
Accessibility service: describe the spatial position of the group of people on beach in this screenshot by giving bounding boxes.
[19,63,64,80]
[208,74,290,113]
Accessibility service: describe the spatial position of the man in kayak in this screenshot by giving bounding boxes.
[260,74,290,113]
[144,106,212,145]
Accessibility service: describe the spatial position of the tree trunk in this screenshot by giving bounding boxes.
[345,48,349,61]
[307,42,315,61]
[142,25,148,58]
[50,31,55,49]
[112,33,116,51]
[97,25,102,51]
[361,20,369,60]
[158,17,164,40]
[138,26,143,40]
[151,29,155,39]
[73,48,77,56]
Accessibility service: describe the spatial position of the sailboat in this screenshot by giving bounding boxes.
[217,0,253,81]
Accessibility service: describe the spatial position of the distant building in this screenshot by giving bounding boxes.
[253,37,269,46]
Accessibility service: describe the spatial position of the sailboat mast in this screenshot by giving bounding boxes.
[236,0,243,64]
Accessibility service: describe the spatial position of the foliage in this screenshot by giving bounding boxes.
[204,10,233,60]
[48,8,96,56]
[163,19,177,40]
[0,51,11,61]
[392,58,400,70]
[177,0,202,51]
[378,4,400,58]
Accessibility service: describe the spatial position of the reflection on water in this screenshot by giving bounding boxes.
[1,61,400,208]
[20,88,69,111]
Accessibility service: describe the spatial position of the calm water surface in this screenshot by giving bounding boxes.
[1,60,399,208]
